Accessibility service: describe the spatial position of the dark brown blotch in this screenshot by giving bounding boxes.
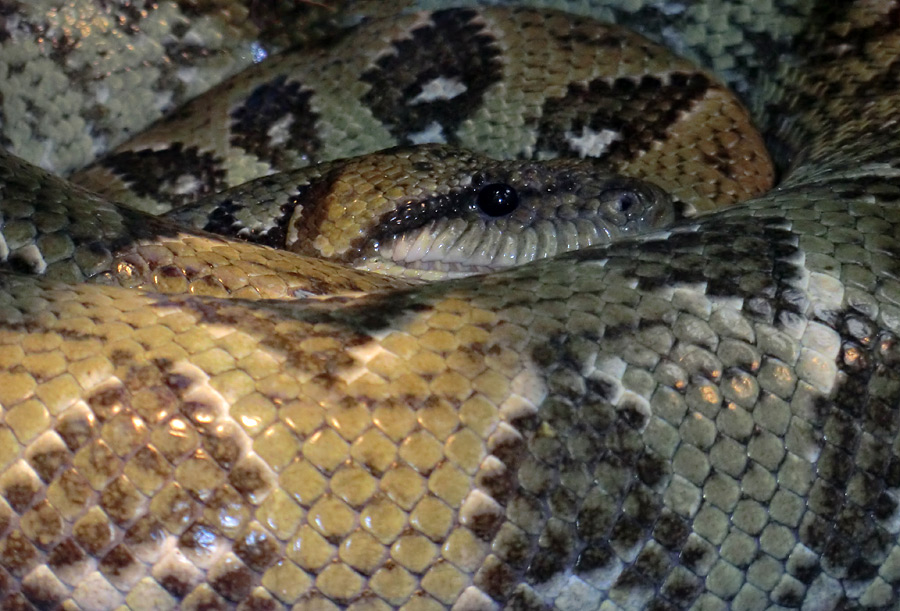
[2,480,40,515]
[46,538,87,574]
[576,489,616,542]
[0,593,34,611]
[21,572,66,608]
[660,568,702,604]
[158,571,193,599]
[100,476,144,525]
[491,524,531,569]
[124,516,166,557]
[233,526,280,573]
[183,586,228,610]
[201,426,242,470]
[99,544,138,579]
[652,512,691,550]
[474,555,518,601]
[27,445,70,483]
[73,512,115,556]
[55,411,95,452]
[633,544,671,582]
[86,385,130,422]
[235,591,280,611]
[679,537,712,572]
[636,453,669,488]
[229,461,271,500]
[0,531,39,578]
[574,543,615,574]
[211,563,254,602]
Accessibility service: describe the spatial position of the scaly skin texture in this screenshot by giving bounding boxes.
[59,7,771,214]
[1,1,900,611]
[0,0,339,175]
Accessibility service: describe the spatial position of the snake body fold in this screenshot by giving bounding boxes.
[0,2,900,610]
[67,7,772,215]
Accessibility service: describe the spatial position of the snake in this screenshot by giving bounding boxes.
[1,1,900,610]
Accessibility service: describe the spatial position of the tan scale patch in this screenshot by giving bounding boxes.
[0,264,553,608]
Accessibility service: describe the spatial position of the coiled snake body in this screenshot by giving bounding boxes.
[0,1,899,610]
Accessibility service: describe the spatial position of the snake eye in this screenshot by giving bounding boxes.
[476,183,519,217]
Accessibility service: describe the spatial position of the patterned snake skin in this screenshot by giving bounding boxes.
[1,1,900,610]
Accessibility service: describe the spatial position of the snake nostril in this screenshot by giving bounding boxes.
[476,183,519,216]
[599,188,644,222]
[617,192,638,214]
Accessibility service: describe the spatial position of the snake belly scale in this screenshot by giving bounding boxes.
[0,1,900,611]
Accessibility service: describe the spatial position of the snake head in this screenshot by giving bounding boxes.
[170,144,674,279]
[331,146,675,277]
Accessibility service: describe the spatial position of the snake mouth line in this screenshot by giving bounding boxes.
[363,216,644,277]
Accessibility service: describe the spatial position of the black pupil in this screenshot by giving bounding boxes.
[476,183,519,217]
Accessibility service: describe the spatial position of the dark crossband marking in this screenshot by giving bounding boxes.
[360,9,503,146]
[535,73,711,164]
[229,75,322,171]
[100,144,226,208]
